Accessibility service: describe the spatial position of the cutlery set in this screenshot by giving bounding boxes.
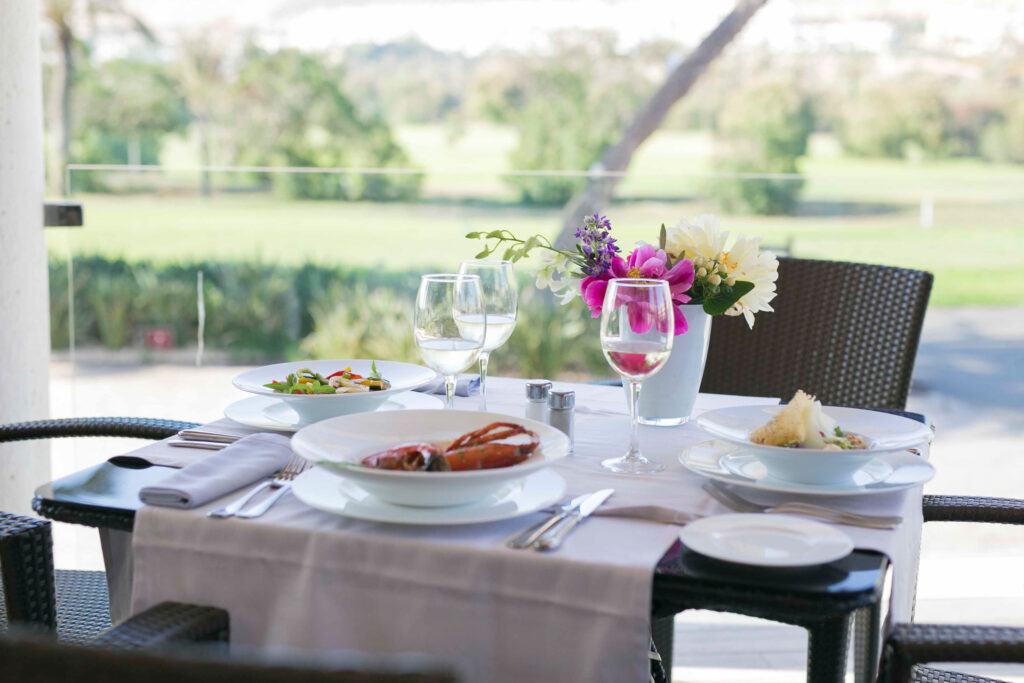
[507,489,614,551]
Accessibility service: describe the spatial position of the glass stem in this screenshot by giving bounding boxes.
[627,379,641,460]
[477,351,490,411]
[444,374,457,409]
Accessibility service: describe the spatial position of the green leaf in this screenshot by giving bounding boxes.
[503,246,516,261]
[523,235,539,253]
[659,224,667,251]
[486,229,505,239]
[475,248,491,259]
[370,360,382,380]
[465,231,482,239]
[702,280,755,316]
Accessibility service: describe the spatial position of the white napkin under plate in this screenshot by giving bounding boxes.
[139,433,293,509]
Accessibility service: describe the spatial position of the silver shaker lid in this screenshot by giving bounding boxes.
[548,390,575,410]
[525,380,553,400]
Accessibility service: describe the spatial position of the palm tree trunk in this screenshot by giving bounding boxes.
[47,20,73,196]
[555,0,770,247]
[197,116,212,197]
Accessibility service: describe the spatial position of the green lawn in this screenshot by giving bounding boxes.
[53,125,1024,306]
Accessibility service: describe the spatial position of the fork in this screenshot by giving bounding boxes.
[702,481,902,529]
[207,454,309,519]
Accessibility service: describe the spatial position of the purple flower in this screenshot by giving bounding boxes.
[574,214,620,277]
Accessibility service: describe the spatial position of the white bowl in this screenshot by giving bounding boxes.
[232,360,437,424]
[697,405,932,485]
[291,410,570,507]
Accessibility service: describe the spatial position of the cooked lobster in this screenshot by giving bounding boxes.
[360,422,540,472]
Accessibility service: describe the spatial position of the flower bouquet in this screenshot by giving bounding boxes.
[467,214,779,425]
[466,213,778,332]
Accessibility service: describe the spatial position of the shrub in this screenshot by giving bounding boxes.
[707,80,814,215]
[46,256,610,379]
[838,83,951,159]
[980,100,1024,164]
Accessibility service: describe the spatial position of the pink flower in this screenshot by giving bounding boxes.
[578,244,695,335]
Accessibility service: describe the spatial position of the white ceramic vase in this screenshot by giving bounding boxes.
[627,304,712,426]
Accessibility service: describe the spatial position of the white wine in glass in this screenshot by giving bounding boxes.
[414,274,485,409]
[457,259,518,410]
[600,279,674,474]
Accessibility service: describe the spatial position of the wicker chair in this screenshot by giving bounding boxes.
[0,417,198,641]
[1,602,458,682]
[699,257,932,409]
[697,257,1024,682]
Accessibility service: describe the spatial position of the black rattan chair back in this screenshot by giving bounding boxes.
[0,629,460,683]
[699,257,933,410]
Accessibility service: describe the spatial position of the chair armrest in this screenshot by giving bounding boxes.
[881,623,1024,683]
[0,512,56,629]
[923,495,1024,525]
[93,602,229,650]
[0,417,199,443]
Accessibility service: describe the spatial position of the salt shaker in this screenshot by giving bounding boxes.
[548,390,575,454]
[525,380,552,422]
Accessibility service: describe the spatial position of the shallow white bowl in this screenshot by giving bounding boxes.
[697,405,932,485]
[291,410,570,507]
[232,360,437,424]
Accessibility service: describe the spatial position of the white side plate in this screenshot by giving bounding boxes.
[291,467,567,525]
[680,513,854,567]
[224,392,444,432]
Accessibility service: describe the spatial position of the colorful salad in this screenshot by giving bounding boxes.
[264,362,390,395]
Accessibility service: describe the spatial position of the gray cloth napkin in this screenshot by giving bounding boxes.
[139,433,293,509]
[415,374,481,397]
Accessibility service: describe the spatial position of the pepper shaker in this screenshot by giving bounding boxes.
[525,380,552,422]
[548,390,575,454]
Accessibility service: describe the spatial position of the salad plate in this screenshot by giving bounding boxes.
[680,514,854,567]
[224,392,444,433]
[232,360,438,424]
[679,440,935,496]
[291,467,567,525]
[292,410,570,507]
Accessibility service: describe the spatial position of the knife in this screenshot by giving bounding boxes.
[533,488,614,551]
[507,493,591,550]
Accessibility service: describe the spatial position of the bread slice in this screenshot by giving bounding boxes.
[749,390,816,446]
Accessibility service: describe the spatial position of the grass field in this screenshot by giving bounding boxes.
[52,125,1024,306]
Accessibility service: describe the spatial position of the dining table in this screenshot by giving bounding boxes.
[31,377,926,683]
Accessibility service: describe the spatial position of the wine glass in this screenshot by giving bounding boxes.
[599,279,674,474]
[457,259,518,411]
[414,274,486,409]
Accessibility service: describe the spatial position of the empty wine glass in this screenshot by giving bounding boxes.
[600,279,674,474]
[414,274,485,409]
[457,259,518,411]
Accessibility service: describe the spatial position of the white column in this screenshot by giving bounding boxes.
[0,0,51,515]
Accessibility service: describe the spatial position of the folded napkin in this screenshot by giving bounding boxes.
[415,374,481,397]
[139,433,293,509]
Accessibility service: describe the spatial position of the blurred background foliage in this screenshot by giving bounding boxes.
[48,256,611,378]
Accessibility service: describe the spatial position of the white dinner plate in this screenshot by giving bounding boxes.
[292,410,570,507]
[291,466,567,525]
[680,514,855,567]
[679,440,934,496]
[232,360,438,423]
[224,393,444,432]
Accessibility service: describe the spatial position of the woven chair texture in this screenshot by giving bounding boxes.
[0,417,197,641]
[881,623,1024,683]
[700,257,932,410]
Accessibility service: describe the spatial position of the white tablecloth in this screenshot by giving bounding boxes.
[127,378,925,682]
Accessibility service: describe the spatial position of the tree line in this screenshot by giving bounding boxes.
[43,3,1024,216]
